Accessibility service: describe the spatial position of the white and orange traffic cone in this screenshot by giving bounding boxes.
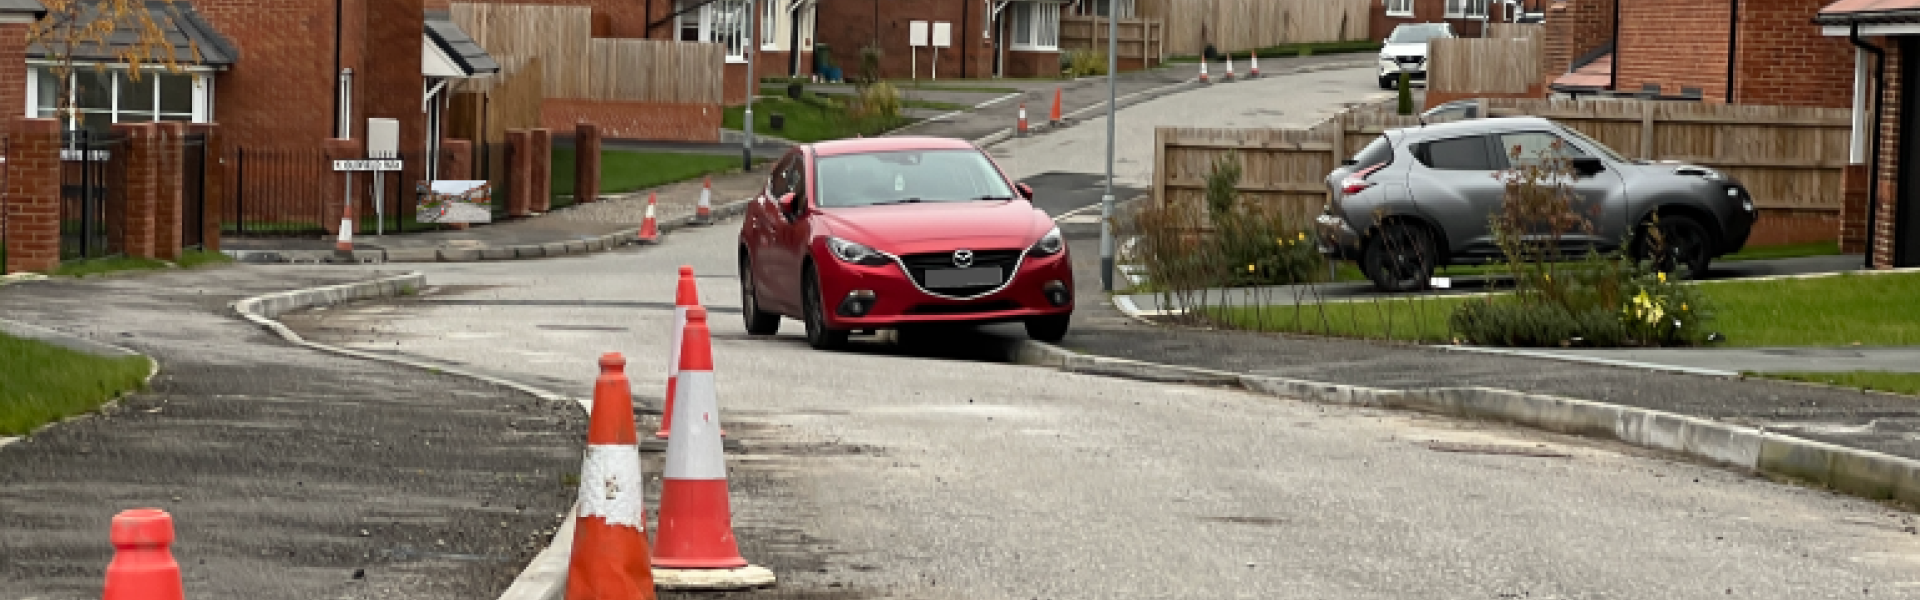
[335,193,356,260]
[657,266,698,439]
[567,353,658,600]
[1017,103,1029,137]
[103,509,183,600]
[1049,88,1064,126]
[1250,50,1261,78]
[650,306,774,590]
[1224,54,1236,81]
[696,177,713,225]
[1199,60,1210,84]
[637,192,661,244]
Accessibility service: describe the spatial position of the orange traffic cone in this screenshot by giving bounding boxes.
[657,266,698,439]
[1224,54,1236,81]
[103,509,182,600]
[1049,88,1064,126]
[566,353,658,600]
[696,177,713,224]
[1250,50,1261,78]
[637,192,660,244]
[1017,102,1029,137]
[1199,60,1210,84]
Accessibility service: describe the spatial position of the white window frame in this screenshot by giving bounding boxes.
[761,0,779,50]
[1444,0,1465,18]
[1008,1,1061,52]
[1074,0,1134,18]
[1465,0,1488,19]
[678,0,753,63]
[24,63,212,132]
[1385,0,1414,18]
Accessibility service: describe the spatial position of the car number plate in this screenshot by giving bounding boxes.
[925,267,1003,289]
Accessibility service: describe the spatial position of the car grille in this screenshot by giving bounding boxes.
[898,249,1023,297]
[1395,56,1423,65]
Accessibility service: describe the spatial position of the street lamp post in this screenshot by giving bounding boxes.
[1098,0,1119,292]
[744,0,758,171]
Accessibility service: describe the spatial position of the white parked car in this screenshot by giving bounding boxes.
[1378,23,1454,90]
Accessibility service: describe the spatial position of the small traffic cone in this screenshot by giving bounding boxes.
[637,192,660,244]
[335,199,356,260]
[1224,55,1236,81]
[1250,50,1261,78]
[658,265,698,439]
[1199,60,1210,84]
[566,353,658,600]
[1017,103,1029,137]
[695,177,713,225]
[103,509,182,600]
[1049,88,1064,126]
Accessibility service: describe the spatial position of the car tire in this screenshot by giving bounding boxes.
[1024,313,1072,343]
[801,265,849,350]
[1378,75,1395,90]
[739,251,781,336]
[1360,221,1437,293]
[1635,214,1714,280]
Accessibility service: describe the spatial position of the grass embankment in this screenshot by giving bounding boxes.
[0,332,152,436]
[551,149,752,209]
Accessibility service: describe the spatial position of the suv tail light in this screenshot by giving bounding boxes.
[1341,164,1385,195]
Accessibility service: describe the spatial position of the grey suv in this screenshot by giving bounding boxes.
[1315,117,1758,292]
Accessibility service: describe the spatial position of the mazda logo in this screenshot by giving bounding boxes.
[952,249,974,268]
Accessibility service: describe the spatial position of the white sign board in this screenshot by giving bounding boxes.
[367,118,399,159]
[333,159,403,172]
[932,22,953,48]
[909,20,930,47]
[417,180,494,224]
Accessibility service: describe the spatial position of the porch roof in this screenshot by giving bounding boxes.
[426,10,499,77]
[27,1,238,67]
[1815,0,1920,25]
[0,0,46,19]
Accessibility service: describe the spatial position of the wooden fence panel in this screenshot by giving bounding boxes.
[449,3,592,98]
[1059,16,1164,68]
[1137,0,1371,57]
[586,39,725,104]
[1428,37,1540,95]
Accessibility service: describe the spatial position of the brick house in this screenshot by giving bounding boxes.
[649,0,821,105]
[1373,0,1539,40]
[1815,0,1920,268]
[815,0,1066,80]
[1546,0,1856,107]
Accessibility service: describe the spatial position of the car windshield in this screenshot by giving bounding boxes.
[1557,126,1631,163]
[1387,25,1449,44]
[815,149,1017,208]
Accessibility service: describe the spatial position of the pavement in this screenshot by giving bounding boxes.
[0,267,585,600]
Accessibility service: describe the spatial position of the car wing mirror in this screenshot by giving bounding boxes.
[1570,157,1605,177]
[1016,182,1035,200]
[780,192,804,217]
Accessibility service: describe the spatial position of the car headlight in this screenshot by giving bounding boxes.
[826,237,891,266]
[1030,226,1064,257]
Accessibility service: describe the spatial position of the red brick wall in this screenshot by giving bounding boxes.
[1616,0,1729,101]
[1371,0,1508,41]
[195,0,347,150]
[815,0,998,80]
[113,123,158,260]
[573,123,601,204]
[3,119,60,273]
[441,138,473,180]
[365,0,428,202]
[543,99,721,143]
[1841,163,1870,254]
[0,23,28,140]
[1871,38,1903,268]
[1003,50,1060,78]
[529,128,552,213]
[1542,0,1617,81]
[506,129,532,217]
[1746,208,1841,247]
[321,138,364,235]
[154,123,187,261]
[1731,0,1853,108]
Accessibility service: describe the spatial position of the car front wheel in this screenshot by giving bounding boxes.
[801,265,850,350]
[739,251,781,336]
[1635,214,1713,280]
[1025,313,1071,343]
[1360,222,1437,293]
[1379,75,1395,89]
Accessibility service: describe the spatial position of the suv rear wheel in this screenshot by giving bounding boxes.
[1378,74,1395,90]
[1361,222,1437,293]
[1633,214,1713,280]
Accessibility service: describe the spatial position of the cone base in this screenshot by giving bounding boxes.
[651,556,749,569]
[653,564,775,591]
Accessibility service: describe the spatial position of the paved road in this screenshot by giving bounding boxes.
[273,65,1920,597]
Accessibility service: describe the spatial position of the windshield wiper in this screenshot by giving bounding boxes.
[972,195,1015,201]
[869,198,926,206]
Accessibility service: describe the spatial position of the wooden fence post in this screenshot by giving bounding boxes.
[1639,101,1656,160]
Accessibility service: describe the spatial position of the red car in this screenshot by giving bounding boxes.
[736,136,1074,350]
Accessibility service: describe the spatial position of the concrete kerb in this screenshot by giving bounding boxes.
[0,317,162,452]
[1013,339,1920,511]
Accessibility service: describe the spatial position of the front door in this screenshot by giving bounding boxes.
[1897,38,1920,267]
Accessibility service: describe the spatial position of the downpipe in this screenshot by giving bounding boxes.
[1850,23,1886,270]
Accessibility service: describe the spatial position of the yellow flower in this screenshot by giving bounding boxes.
[1682,303,1689,311]
[1658,272,1667,283]
[1247,264,1256,272]
[1544,274,1551,283]
[1298,232,1308,241]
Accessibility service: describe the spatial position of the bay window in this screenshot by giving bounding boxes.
[26,65,211,135]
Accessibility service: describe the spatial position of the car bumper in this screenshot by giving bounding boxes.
[1315,212,1363,260]
[1379,59,1427,77]
[1721,203,1758,256]
[814,252,1075,330]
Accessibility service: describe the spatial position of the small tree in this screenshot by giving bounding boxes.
[27,0,199,132]
[1396,72,1414,115]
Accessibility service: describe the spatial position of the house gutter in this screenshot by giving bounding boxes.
[334,0,342,138]
[1848,21,1886,269]
[1726,0,1739,102]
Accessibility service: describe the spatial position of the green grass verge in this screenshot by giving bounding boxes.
[552,148,752,203]
[1166,40,1383,63]
[1207,271,1920,347]
[0,332,152,436]
[1721,240,1844,262]
[49,248,232,278]
[1754,371,1920,397]
[724,94,914,143]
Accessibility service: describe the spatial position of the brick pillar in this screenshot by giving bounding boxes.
[575,123,601,204]
[191,123,224,252]
[3,118,60,273]
[0,23,27,141]
[112,123,159,260]
[530,128,552,213]
[1840,164,1870,254]
[153,122,187,261]
[441,138,473,180]
[322,138,367,236]
[506,129,533,218]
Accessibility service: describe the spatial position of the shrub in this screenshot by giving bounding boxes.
[1396,72,1414,115]
[1065,49,1110,78]
[1126,151,1325,312]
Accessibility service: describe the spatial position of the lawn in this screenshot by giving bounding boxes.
[1755,371,1920,397]
[29,248,233,279]
[0,332,152,436]
[723,95,913,143]
[551,149,753,209]
[1206,271,1920,347]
